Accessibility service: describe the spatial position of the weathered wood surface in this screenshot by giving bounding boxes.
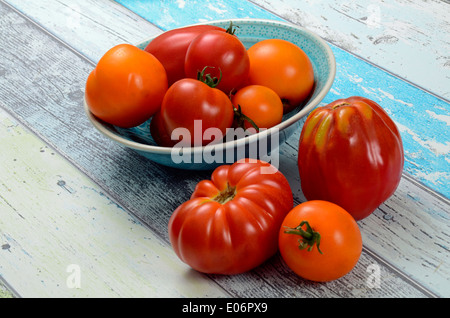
[0,106,228,298]
[0,0,449,298]
[250,0,450,100]
[115,0,450,203]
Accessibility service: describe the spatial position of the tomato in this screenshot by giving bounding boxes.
[168,159,294,275]
[150,110,176,147]
[232,85,283,131]
[144,25,224,86]
[279,200,363,282]
[85,44,167,128]
[160,68,234,146]
[246,39,314,114]
[184,27,250,95]
[298,96,404,220]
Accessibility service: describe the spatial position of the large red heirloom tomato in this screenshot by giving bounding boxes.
[144,25,224,86]
[184,28,250,95]
[168,159,294,275]
[298,96,404,220]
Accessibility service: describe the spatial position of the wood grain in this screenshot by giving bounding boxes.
[0,107,229,297]
[4,0,163,63]
[250,0,450,100]
[114,0,450,207]
[0,0,448,297]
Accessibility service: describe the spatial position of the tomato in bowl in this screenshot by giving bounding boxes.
[84,18,336,170]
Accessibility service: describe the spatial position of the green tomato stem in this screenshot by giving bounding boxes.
[226,21,238,35]
[284,221,323,254]
[197,66,222,88]
[233,104,260,132]
[213,183,236,204]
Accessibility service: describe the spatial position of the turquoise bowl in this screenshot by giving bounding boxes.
[84,18,336,170]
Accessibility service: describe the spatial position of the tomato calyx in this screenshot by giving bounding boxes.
[233,104,260,132]
[212,183,237,204]
[284,221,323,254]
[225,21,238,35]
[281,98,290,109]
[197,66,222,88]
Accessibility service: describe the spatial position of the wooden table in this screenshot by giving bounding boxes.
[0,0,449,299]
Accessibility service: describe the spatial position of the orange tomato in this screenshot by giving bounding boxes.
[85,44,168,128]
[279,200,362,282]
[231,85,283,131]
[246,39,314,114]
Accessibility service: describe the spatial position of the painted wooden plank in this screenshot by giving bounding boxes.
[113,0,278,30]
[0,0,227,298]
[0,107,430,299]
[3,0,163,63]
[0,1,447,297]
[0,279,15,298]
[250,0,450,100]
[115,0,450,201]
[0,106,229,298]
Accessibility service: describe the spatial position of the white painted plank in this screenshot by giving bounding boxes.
[0,107,229,298]
[0,280,14,298]
[3,0,163,62]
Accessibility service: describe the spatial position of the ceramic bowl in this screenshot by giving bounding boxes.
[84,18,336,170]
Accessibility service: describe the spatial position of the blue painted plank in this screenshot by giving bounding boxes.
[114,0,278,30]
[115,0,450,199]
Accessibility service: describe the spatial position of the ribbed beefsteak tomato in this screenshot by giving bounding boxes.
[298,96,404,220]
[168,159,294,275]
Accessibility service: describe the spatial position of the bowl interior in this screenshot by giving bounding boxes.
[85,19,336,168]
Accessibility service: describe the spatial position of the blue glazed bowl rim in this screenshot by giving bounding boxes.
[84,18,336,157]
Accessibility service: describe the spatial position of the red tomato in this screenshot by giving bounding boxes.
[144,25,224,86]
[184,28,250,95]
[85,44,167,128]
[168,159,294,275]
[298,96,404,220]
[160,71,234,146]
[279,200,363,282]
[232,85,283,131]
[246,39,314,114]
